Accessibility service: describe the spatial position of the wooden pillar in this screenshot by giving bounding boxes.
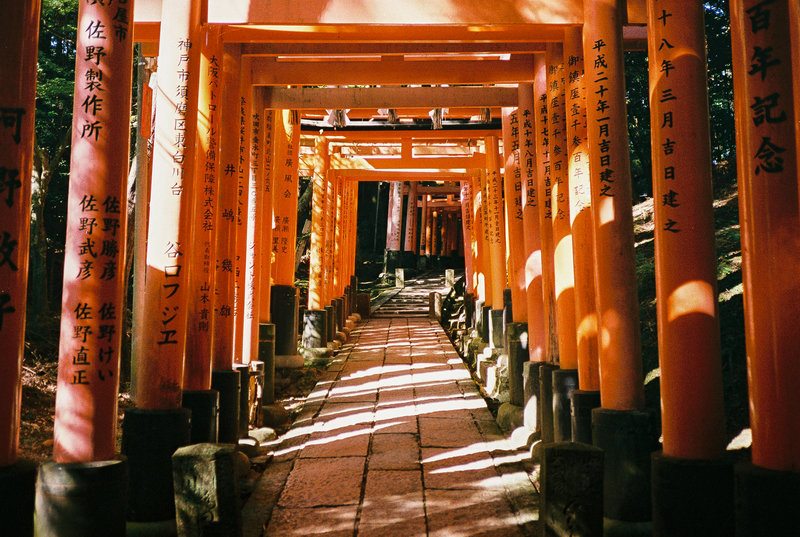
[385,180,403,270]
[272,111,301,286]
[136,0,202,405]
[308,138,328,310]
[565,27,600,391]
[648,0,726,460]
[323,167,337,305]
[476,170,495,308]
[422,197,431,257]
[53,0,135,458]
[333,174,345,297]
[233,59,252,364]
[584,0,644,410]
[258,110,275,323]
[519,83,547,362]
[404,181,419,255]
[533,54,560,363]
[460,181,476,295]
[212,44,240,371]
[485,137,507,307]
[0,0,40,466]
[731,0,800,471]
[241,101,267,364]
[184,26,222,391]
[547,44,579,371]
[346,180,359,282]
[502,108,528,323]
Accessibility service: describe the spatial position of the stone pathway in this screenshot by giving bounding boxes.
[244,315,540,537]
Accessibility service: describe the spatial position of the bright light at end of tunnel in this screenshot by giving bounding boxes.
[667,281,716,322]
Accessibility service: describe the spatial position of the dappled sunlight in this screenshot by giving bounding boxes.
[258,285,537,536]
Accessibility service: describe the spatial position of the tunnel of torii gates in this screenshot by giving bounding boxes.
[1,0,800,534]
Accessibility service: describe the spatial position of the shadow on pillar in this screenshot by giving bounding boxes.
[0,459,37,536]
[233,364,251,439]
[121,408,191,522]
[35,457,128,537]
[538,363,559,445]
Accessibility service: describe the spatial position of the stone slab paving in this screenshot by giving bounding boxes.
[245,315,540,537]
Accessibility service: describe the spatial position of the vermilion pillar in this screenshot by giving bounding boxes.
[258,109,275,323]
[583,0,644,411]
[134,0,202,409]
[519,83,547,362]
[564,27,600,391]
[212,44,241,371]
[422,196,431,257]
[476,171,494,308]
[584,0,651,523]
[648,3,734,535]
[333,174,345,297]
[272,111,301,286]
[52,0,135,460]
[404,181,419,261]
[233,59,252,364]
[648,0,725,461]
[731,0,800,472]
[460,181,476,296]
[308,138,329,311]
[0,0,40,467]
[323,166,337,308]
[484,137,507,306]
[533,55,559,362]
[241,101,267,364]
[385,181,403,270]
[184,26,222,391]
[502,108,527,323]
[547,43,579,371]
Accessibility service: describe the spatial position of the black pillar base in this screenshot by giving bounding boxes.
[475,300,487,341]
[464,293,475,329]
[301,309,328,348]
[211,369,241,444]
[402,251,417,269]
[0,458,37,537]
[324,305,335,343]
[234,364,251,438]
[538,363,559,444]
[541,442,604,537]
[735,461,800,537]
[552,369,579,442]
[505,322,528,407]
[523,361,548,433]
[502,288,513,328]
[181,389,219,444]
[384,248,402,273]
[258,323,276,406]
[651,452,734,537]
[121,408,190,522]
[35,458,128,537]
[592,408,658,522]
[270,285,298,356]
[355,294,370,319]
[489,308,504,349]
[571,390,601,444]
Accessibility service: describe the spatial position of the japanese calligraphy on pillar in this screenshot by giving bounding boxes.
[136,0,202,409]
[547,45,569,223]
[535,74,552,220]
[53,0,133,460]
[588,37,617,199]
[60,0,131,390]
[507,110,524,221]
[0,1,40,466]
[272,111,301,281]
[566,43,591,217]
[485,137,505,247]
[735,1,794,182]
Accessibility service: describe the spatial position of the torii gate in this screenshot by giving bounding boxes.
[1,1,799,536]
